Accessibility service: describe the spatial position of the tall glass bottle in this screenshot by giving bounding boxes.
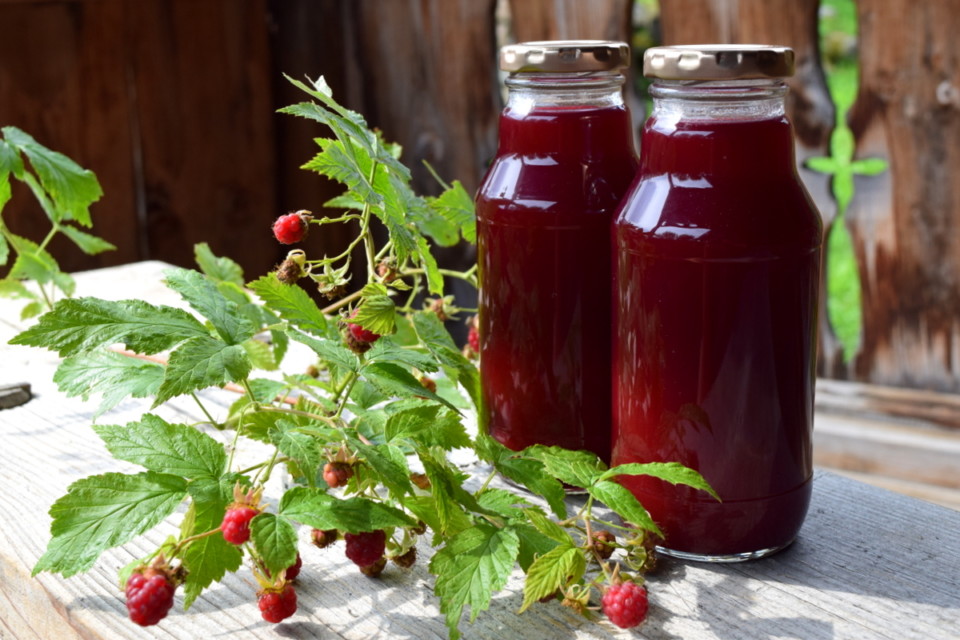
[612,45,823,559]
[477,41,638,463]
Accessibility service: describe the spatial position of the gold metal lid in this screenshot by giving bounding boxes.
[643,45,794,80]
[500,40,630,73]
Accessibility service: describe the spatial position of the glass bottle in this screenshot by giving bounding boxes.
[612,45,823,560]
[476,41,639,464]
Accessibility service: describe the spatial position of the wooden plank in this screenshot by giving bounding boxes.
[2,262,959,640]
[507,0,633,43]
[817,378,960,430]
[123,0,279,276]
[847,0,960,392]
[0,0,140,272]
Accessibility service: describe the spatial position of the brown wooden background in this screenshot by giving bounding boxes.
[1,0,959,394]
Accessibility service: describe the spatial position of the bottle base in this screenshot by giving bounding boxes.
[655,537,794,563]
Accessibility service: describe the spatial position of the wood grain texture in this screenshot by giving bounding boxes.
[2,262,959,640]
[847,0,960,392]
[508,0,633,43]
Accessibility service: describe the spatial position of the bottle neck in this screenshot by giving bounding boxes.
[505,71,626,114]
[649,78,787,121]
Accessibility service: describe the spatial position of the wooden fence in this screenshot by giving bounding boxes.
[1,0,959,395]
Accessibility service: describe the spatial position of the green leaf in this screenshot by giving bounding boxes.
[351,282,396,335]
[364,339,439,373]
[428,180,476,244]
[851,157,888,176]
[346,436,414,499]
[280,487,416,532]
[411,312,481,409]
[385,405,470,449]
[93,414,227,479]
[54,351,165,417]
[525,445,607,490]
[154,337,251,405]
[33,471,187,577]
[164,268,256,345]
[587,480,662,536]
[826,217,863,362]
[289,330,359,372]
[522,508,570,544]
[181,476,243,608]
[430,523,520,638]
[415,234,445,295]
[475,435,566,519]
[194,242,244,286]
[242,338,279,371]
[830,125,855,163]
[5,233,62,285]
[248,274,328,337]
[58,225,116,255]
[0,137,24,178]
[513,523,561,573]
[250,513,299,575]
[362,361,459,413]
[9,297,209,357]
[600,462,719,501]
[271,419,323,485]
[476,488,531,519]
[519,544,585,613]
[0,277,33,299]
[0,230,8,267]
[303,137,382,206]
[2,126,102,226]
[20,300,44,320]
[805,156,840,174]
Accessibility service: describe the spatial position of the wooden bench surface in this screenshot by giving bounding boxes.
[1,261,958,639]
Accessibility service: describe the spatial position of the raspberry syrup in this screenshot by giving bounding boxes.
[477,101,638,462]
[612,113,822,558]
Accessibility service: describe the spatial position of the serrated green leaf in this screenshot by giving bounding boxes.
[182,476,243,608]
[248,274,328,337]
[164,268,255,345]
[588,480,662,536]
[522,508,570,544]
[280,487,416,532]
[0,277,32,299]
[350,282,396,336]
[193,242,244,286]
[59,225,116,255]
[513,523,561,573]
[411,311,481,409]
[154,337,251,405]
[0,231,8,267]
[415,234,444,295]
[602,462,719,500]
[525,445,607,490]
[476,489,531,519]
[271,419,323,486]
[9,297,208,357]
[346,436,413,498]
[94,414,227,479]
[251,513,299,575]
[362,361,459,413]
[430,523,520,638]
[242,337,278,371]
[364,339,439,373]
[385,405,470,449]
[5,233,61,285]
[19,300,44,320]
[33,471,187,577]
[475,435,566,519]
[303,137,382,206]
[54,351,164,417]
[519,543,585,613]
[289,330,359,372]
[2,126,102,226]
[0,137,24,178]
[428,180,476,244]
[246,378,290,403]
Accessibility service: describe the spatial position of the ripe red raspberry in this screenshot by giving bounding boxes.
[258,584,298,623]
[344,530,386,568]
[125,571,176,626]
[601,581,649,629]
[323,461,354,488]
[348,321,379,344]
[272,211,310,245]
[221,506,259,545]
[468,324,480,353]
[311,528,338,549]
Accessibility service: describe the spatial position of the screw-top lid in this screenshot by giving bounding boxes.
[500,40,630,73]
[643,45,794,80]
